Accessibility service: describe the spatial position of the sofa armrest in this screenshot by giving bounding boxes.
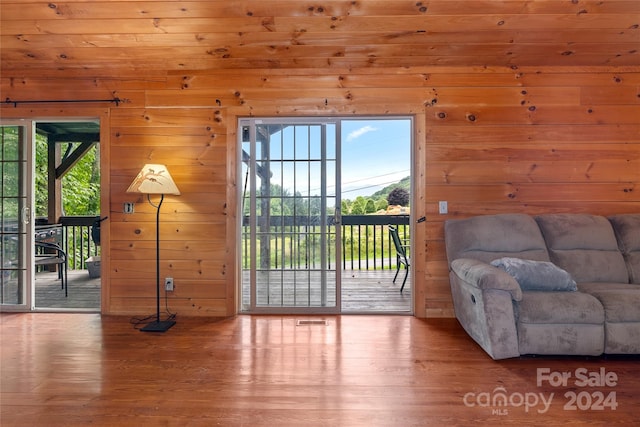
[449,258,522,359]
[451,258,523,301]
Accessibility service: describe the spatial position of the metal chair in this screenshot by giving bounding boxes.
[389,225,410,292]
[35,241,68,297]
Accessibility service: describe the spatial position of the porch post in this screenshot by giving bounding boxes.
[47,138,63,224]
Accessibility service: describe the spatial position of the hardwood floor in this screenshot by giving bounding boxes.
[1,313,638,426]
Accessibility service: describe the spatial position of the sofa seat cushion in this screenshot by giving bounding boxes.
[609,214,640,284]
[535,214,629,283]
[587,289,640,323]
[517,291,604,324]
[577,282,640,294]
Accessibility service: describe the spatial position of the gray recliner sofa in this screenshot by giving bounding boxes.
[444,213,640,360]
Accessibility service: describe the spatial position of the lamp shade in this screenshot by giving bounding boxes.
[126,164,180,195]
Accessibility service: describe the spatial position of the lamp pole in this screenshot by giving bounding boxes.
[155,193,163,324]
[140,193,175,332]
[127,164,179,332]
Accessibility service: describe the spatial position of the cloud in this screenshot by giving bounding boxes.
[346,125,377,142]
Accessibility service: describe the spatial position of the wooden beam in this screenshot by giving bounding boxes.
[46,139,62,224]
[55,140,97,179]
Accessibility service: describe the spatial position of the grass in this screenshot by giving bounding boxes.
[242,224,410,270]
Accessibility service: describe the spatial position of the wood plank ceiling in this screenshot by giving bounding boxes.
[1,0,638,75]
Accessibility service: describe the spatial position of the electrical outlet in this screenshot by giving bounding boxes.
[439,201,448,214]
[164,277,174,292]
[124,202,134,214]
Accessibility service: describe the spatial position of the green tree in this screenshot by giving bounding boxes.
[341,199,352,215]
[371,175,411,203]
[365,199,376,214]
[34,139,49,217]
[351,196,366,215]
[244,183,327,217]
[0,127,20,217]
[34,138,100,217]
[375,198,388,211]
[62,144,100,215]
[387,187,409,207]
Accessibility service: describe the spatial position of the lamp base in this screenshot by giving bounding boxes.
[140,319,176,332]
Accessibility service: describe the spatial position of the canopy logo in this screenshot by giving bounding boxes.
[463,387,553,415]
[462,367,619,416]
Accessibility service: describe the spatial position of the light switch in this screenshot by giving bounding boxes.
[438,201,448,214]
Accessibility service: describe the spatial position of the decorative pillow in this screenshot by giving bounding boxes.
[490,257,577,292]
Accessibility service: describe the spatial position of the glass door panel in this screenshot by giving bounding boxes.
[1,124,31,309]
[240,118,340,313]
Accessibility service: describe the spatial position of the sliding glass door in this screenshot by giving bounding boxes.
[240,118,341,313]
[1,123,33,310]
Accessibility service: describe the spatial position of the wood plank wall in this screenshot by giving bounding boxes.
[1,65,639,317]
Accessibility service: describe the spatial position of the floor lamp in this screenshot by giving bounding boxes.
[127,164,180,332]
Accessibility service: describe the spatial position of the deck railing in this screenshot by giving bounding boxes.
[58,216,101,270]
[340,215,410,270]
[55,214,410,272]
[242,214,410,270]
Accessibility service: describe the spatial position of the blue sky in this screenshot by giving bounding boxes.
[244,118,411,201]
[340,118,411,199]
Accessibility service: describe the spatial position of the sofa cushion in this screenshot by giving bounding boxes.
[609,214,640,284]
[587,290,640,323]
[577,282,640,294]
[490,257,577,291]
[517,323,605,356]
[603,323,640,354]
[535,214,629,284]
[445,214,550,266]
[517,291,604,324]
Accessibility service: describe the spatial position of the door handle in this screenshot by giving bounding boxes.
[22,206,31,225]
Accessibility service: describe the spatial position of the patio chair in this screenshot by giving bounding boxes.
[389,226,410,292]
[35,241,68,297]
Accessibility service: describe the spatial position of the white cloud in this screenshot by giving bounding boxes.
[346,125,377,142]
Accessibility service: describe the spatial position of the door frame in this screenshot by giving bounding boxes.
[237,115,415,315]
[0,115,107,313]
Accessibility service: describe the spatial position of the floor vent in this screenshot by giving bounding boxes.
[296,319,328,326]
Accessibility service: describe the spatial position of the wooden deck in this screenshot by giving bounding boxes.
[35,270,101,310]
[342,269,411,313]
[242,268,410,313]
[34,269,410,313]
